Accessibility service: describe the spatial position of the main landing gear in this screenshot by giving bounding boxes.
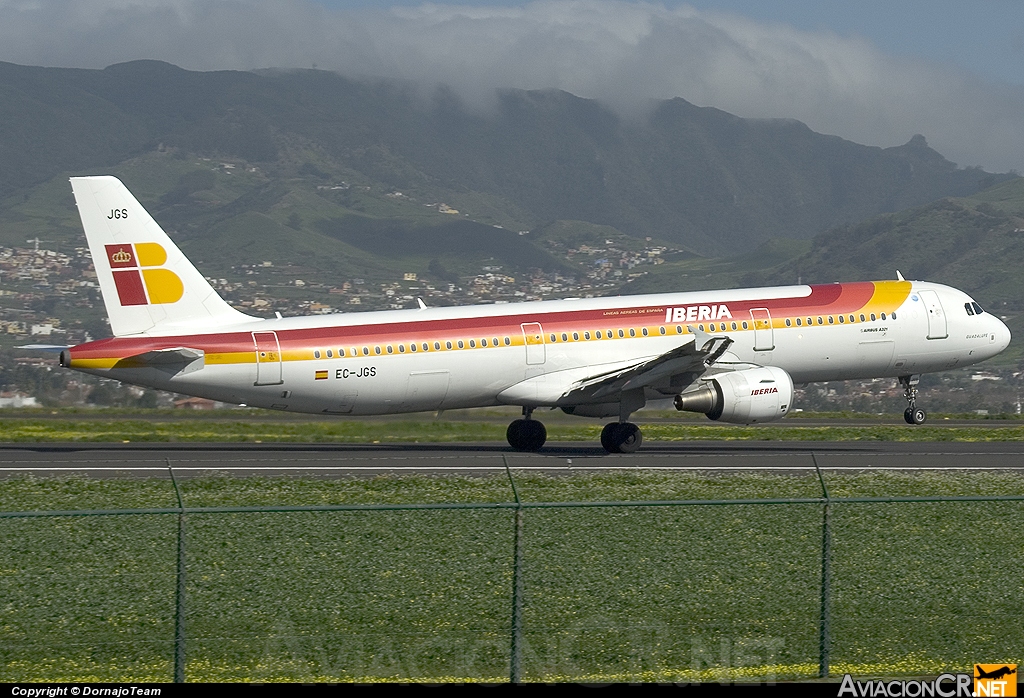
[506,407,547,451]
[900,375,926,425]
[600,422,643,454]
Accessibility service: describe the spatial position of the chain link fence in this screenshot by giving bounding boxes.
[1,455,1022,682]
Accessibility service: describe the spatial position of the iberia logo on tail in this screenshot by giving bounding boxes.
[105,243,184,306]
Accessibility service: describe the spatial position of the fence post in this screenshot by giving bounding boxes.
[504,455,523,684]
[168,460,187,683]
[812,453,831,678]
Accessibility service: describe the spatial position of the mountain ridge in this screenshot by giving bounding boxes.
[0,59,1012,257]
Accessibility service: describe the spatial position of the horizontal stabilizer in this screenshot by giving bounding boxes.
[113,347,205,375]
[18,344,71,352]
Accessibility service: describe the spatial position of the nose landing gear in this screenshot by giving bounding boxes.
[900,375,926,425]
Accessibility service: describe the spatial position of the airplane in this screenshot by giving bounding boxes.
[53,176,1010,453]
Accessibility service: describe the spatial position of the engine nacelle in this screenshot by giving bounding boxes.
[673,366,794,424]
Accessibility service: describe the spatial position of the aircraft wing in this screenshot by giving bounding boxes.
[563,330,734,403]
[498,330,736,406]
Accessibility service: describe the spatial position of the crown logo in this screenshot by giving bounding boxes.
[111,248,132,263]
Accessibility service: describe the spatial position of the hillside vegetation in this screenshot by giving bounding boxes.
[0,59,1011,258]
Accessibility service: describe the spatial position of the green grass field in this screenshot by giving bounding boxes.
[1,471,1021,682]
[3,416,1024,443]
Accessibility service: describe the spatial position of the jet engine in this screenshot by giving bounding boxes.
[673,366,793,424]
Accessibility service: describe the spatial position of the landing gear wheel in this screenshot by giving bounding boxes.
[506,419,547,451]
[600,422,643,454]
[899,375,925,426]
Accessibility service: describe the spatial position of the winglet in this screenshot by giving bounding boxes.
[896,270,905,281]
[417,297,427,310]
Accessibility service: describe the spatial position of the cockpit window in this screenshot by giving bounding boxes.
[972,302,984,315]
[965,302,975,316]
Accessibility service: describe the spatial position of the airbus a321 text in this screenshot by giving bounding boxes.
[52,176,1011,452]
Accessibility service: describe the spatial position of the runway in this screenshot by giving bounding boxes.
[2,441,1023,478]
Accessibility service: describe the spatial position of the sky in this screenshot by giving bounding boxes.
[1,0,1022,172]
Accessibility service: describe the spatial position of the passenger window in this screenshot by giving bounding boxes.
[642,328,648,336]
[573,332,579,341]
[585,331,592,340]
[493,337,499,346]
[399,345,405,353]
[828,316,834,324]
[870,313,876,321]
[596,331,603,339]
[859,314,865,322]
[849,315,855,323]
[458,340,465,349]
[838,315,844,324]
[731,322,737,330]
[339,349,346,357]
[880,313,886,320]
[375,346,381,355]
[817,317,823,325]
[676,326,683,334]
[742,321,748,329]
[796,318,802,326]
[469,340,476,348]
[618,329,625,338]
[786,319,792,327]
[659,327,666,335]
[550,333,557,342]
[504,337,511,345]
[362,347,369,356]
[629,328,636,337]
[327,349,333,358]
[445,341,452,350]
[807,318,813,326]
[433,342,440,350]
[411,344,417,352]
[561,333,568,341]
[481,339,488,347]
[891,312,897,320]
[314,350,321,359]
[387,345,393,354]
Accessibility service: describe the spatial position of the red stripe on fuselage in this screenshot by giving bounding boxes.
[67,282,888,360]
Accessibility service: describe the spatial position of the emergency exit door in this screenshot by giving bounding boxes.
[750,308,775,351]
[252,331,284,385]
[521,323,546,365]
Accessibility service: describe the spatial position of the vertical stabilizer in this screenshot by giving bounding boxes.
[70,176,255,337]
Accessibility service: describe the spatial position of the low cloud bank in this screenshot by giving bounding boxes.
[2,0,1021,171]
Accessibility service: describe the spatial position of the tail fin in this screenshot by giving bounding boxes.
[70,176,254,337]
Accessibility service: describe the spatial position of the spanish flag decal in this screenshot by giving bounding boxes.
[105,243,184,306]
[315,370,329,380]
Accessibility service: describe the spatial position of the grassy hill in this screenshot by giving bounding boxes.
[0,60,1012,258]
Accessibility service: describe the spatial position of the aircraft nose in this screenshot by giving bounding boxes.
[994,316,1011,352]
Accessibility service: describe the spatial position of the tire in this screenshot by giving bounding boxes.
[617,422,643,453]
[904,408,914,424]
[507,419,546,451]
[911,407,927,425]
[600,422,643,453]
[600,422,622,453]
